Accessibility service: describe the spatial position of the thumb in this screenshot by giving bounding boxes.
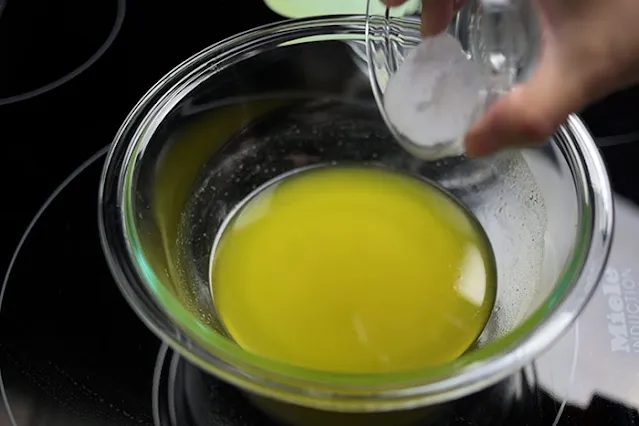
[465,56,589,158]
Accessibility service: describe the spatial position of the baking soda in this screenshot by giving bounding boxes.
[383,33,488,157]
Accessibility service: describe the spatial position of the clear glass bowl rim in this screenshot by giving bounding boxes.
[98,15,614,411]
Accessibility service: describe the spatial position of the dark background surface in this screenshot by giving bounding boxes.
[0,1,638,425]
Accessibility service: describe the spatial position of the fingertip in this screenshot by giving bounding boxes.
[464,95,550,157]
[465,126,544,158]
[421,0,454,35]
[421,17,451,36]
[464,119,500,158]
[464,100,503,157]
[464,134,492,158]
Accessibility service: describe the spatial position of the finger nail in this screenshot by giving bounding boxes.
[421,0,454,35]
[464,130,498,158]
[465,128,544,158]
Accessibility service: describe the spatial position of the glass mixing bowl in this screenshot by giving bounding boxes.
[98,14,613,415]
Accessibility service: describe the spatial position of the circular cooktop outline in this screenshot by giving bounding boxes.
[0,144,110,426]
[552,321,579,426]
[152,344,190,426]
[152,344,171,426]
[0,0,126,106]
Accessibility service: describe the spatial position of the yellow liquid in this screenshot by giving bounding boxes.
[211,166,496,374]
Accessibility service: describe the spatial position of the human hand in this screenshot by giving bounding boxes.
[382,0,639,157]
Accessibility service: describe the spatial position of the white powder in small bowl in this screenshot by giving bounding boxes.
[383,33,488,157]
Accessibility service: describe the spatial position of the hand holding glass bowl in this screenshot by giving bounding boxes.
[382,0,639,157]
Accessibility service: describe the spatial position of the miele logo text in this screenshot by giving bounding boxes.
[603,268,638,353]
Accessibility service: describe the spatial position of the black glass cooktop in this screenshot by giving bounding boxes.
[2,1,639,425]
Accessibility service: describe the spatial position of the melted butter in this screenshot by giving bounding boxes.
[211,166,496,374]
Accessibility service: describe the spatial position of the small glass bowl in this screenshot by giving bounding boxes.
[98,13,612,415]
[365,0,542,159]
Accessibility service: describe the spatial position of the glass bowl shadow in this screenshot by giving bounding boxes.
[99,15,613,414]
